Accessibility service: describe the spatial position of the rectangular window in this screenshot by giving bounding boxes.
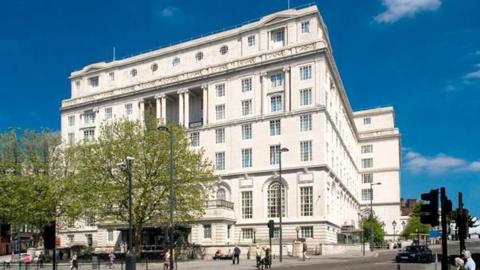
[215,83,225,97]
[84,111,95,125]
[270,145,281,165]
[215,104,225,120]
[362,158,373,168]
[300,88,312,106]
[125,103,133,116]
[300,140,313,161]
[361,145,373,153]
[242,124,252,140]
[68,115,75,127]
[362,189,373,201]
[300,114,312,131]
[363,117,371,125]
[273,227,280,238]
[300,65,312,80]
[247,35,255,47]
[242,78,252,92]
[227,225,232,239]
[241,191,253,219]
[362,173,373,184]
[108,72,115,81]
[300,186,313,216]
[85,211,95,226]
[203,224,212,239]
[75,81,80,89]
[107,230,113,242]
[215,128,225,144]
[301,226,314,238]
[270,73,284,88]
[272,29,285,42]
[190,132,200,147]
[242,99,253,116]
[301,21,310,33]
[270,95,283,112]
[67,133,75,145]
[67,234,74,243]
[83,129,95,142]
[215,152,225,170]
[242,148,252,168]
[88,76,99,88]
[269,119,281,136]
[104,107,112,120]
[242,228,253,240]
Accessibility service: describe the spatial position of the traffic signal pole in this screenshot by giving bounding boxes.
[458,192,465,253]
[440,188,448,270]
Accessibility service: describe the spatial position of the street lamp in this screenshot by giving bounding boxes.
[401,220,406,240]
[117,157,135,270]
[278,146,289,263]
[392,220,397,242]
[158,125,175,270]
[253,228,257,244]
[296,226,300,241]
[369,182,381,251]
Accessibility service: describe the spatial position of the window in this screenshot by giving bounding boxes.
[220,45,228,55]
[130,69,137,77]
[108,72,115,81]
[361,145,373,153]
[270,73,283,88]
[68,133,75,145]
[362,189,373,201]
[247,35,255,47]
[363,117,371,125]
[270,119,281,136]
[300,140,312,161]
[300,114,312,131]
[84,111,95,124]
[227,225,232,239]
[215,83,225,97]
[215,104,225,120]
[300,88,312,106]
[362,173,373,184]
[242,228,253,239]
[215,152,225,170]
[151,63,158,72]
[268,183,285,218]
[203,224,212,239]
[83,129,95,142]
[272,29,284,43]
[67,234,74,243]
[107,230,113,242]
[68,115,75,126]
[300,65,312,80]
[241,191,253,219]
[85,211,95,226]
[217,188,226,200]
[88,76,99,88]
[362,158,373,168]
[242,99,252,116]
[270,95,283,112]
[195,52,203,61]
[273,227,280,238]
[191,132,200,147]
[105,107,112,120]
[75,81,80,89]
[301,226,313,238]
[86,234,93,247]
[215,128,225,144]
[172,57,180,66]
[270,145,280,165]
[242,148,252,168]
[242,124,252,140]
[300,187,313,216]
[301,21,310,33]
[242,78,252,92]
[125,103,133,116]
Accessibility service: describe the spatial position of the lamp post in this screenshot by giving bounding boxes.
[278,146,289,263]
[253,228,257,244]
[158,125,175,270]
[401,220,406,240]
[296,226,300,241]
[392,220,397,242]
[369,182,381,251]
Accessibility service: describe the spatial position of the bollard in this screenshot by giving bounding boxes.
[145,258,148,270]
[396,263,400,270]
[434,253,438,270]
[19,262,22,270]
[121,260,123,270]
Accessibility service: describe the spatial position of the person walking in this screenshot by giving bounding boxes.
[232,245,241,265]
[255,245,262,267]
[455,257,465,270]
[302,242,310,261]
[70,255,78,270]
[463,250,476,270]
[108,252,116,268]
[163,251,170,270]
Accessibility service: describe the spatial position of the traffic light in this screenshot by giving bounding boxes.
[268,220,275,238]
[457,208,469,241]
[43,221,56,249]
[420,189,439,227]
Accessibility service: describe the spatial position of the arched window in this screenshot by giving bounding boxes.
[267,182,286,218]
[217,188,226,201]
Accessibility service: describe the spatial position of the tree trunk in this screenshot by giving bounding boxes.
[134,224,143,256]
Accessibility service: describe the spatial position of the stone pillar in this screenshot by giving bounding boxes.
[178,90,184,125]
[139,99,145,123]
[155,94,161,119]
[202,85,208,125]
[260,72,268,115]
[283,66,291,112]
[184,90,190,128]
[161,96,167,124]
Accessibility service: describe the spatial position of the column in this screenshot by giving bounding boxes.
[178,90,184,125]
[161,95,167,124]
[139,99,145,123]
[283,66,291,112]
[202,85,208,125]
[184,89,190,128]
[155,94,161,119]
[260,72,268,115]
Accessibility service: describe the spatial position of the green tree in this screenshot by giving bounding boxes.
[402,202,430,239]
[73,117,215,252]
[362,215,385,246]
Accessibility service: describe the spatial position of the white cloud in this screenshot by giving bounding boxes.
[152,6,190,24]
[160,7,181,18]
[375,0,441,23]
[404,150,480,174]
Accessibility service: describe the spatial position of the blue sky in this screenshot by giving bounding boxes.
[0,0,479,215]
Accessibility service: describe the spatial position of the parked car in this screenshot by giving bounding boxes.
[395,245,433,263]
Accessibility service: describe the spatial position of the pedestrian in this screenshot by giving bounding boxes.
[38,252,45,268]
[259,247,266,270]
[232,245,241,265]
[163,251,170,270]
[70,255,78,270]
[462,250,476,270]
[455,257,465,270]
[302,241,310,261]
[59,250,64,261]
[255,245,261,267]
[108,252,116,268]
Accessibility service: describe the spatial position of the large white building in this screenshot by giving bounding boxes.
[59,5,401,255]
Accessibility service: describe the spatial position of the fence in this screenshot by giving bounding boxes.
[1,258,173,270]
